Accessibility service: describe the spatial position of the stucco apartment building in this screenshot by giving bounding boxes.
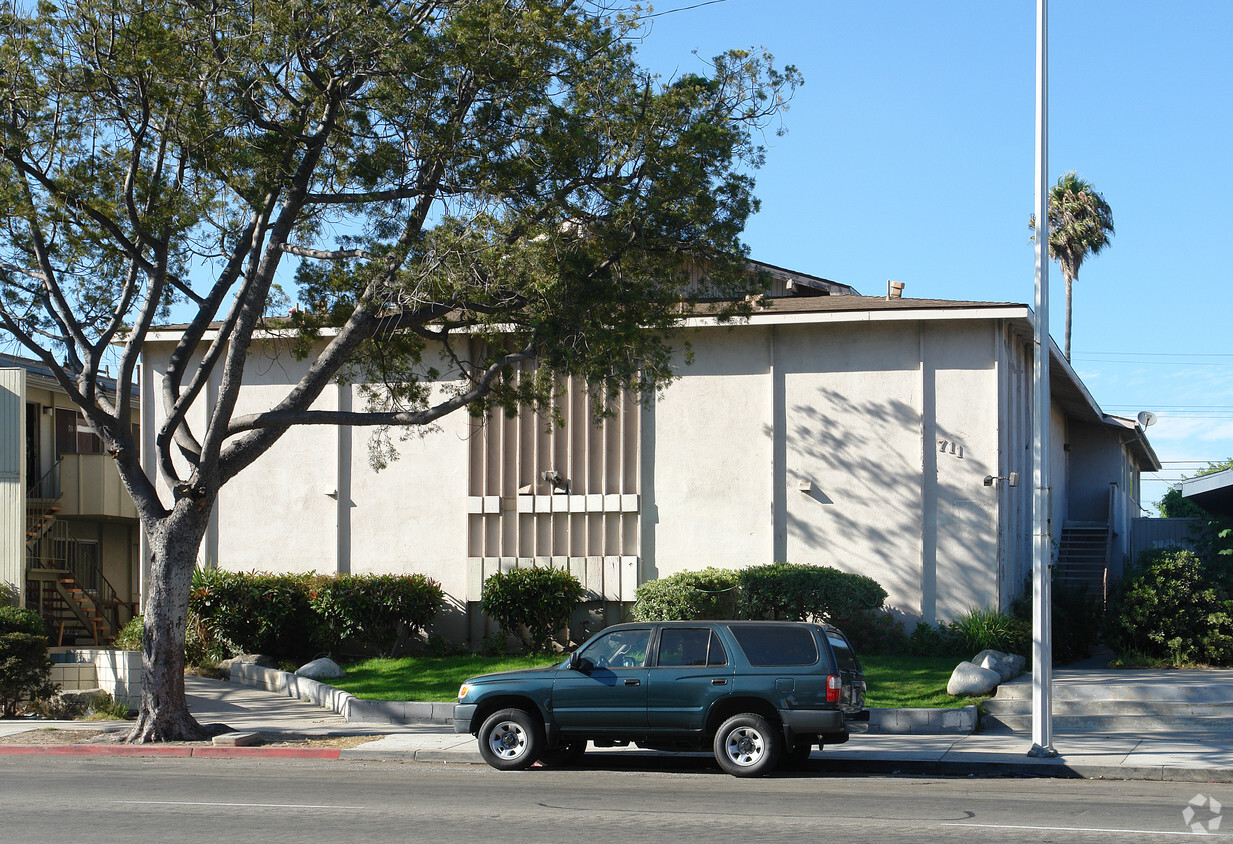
[138,265,1157,644]
[0,354,140,644]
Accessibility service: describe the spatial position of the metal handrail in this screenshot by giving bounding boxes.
[27,519,128,638]
[27,459,61,501]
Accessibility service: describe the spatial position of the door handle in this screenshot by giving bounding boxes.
[624,678,640,686]
[711,678,728,685]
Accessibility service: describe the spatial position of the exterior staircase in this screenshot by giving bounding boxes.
[24,466,128,646]
[982,670,1233,734]
[1056,521,1110,601]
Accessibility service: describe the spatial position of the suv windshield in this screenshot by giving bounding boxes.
[729,624,819,666]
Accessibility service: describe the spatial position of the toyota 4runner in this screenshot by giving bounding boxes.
[454,620,866,776]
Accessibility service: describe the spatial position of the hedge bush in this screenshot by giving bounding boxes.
[630,568,740,622]
[1105,548,1233,665]
[310,574,443,657]
[188,569,445,662]
[737,562,887,624]
[0,606,58,717]
[480,566,585,651]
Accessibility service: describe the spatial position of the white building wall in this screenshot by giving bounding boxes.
[645,327,774,579]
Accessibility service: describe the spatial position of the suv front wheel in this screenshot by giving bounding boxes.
[477,708,543,771]
[713,713,781,777]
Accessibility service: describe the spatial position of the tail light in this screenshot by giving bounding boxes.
[826,674,841,703]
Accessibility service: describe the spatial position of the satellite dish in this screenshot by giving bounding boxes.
[1137,410,1157,429]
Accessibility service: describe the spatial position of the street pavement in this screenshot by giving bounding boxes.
[4,674,1233,781]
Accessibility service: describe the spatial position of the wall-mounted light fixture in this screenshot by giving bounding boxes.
[798,480,814,493]
[324,488,339,499]
[540,469,571,495]
[983,472,1019,487]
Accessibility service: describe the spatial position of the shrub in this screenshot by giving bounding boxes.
[0,606,59,717]
[1105,548,1233,665]
[630,568,740,621]
[737,562,887,624]
[837,608,909,655]
[481,567,585,651]
[906,620,968,657]
[309,574,443,657]
[189,569,321,662]
[951,606,1030,656]
[113,616,143,651]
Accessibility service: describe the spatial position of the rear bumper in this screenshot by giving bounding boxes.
[778,708,845,735]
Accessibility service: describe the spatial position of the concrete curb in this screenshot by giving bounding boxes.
[228,665,978,734]
[230,664,454,725]
[0,744,342,760]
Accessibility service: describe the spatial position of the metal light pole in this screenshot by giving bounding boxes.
[1028,0,1057,759]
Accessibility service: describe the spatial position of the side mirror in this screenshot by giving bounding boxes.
[567,652,591,672]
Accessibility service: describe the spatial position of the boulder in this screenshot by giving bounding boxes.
[218,653,278,671]
[972,649,1026,683]
[296,657,344,679]
[58,688,111,709]
[947,660,1001,696]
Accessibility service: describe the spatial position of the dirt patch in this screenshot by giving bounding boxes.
[0,727,383,749]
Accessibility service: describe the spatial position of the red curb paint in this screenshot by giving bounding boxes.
[190,747,342,759]
[0,744,341,759]
[0,745,193,757]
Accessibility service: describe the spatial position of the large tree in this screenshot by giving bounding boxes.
[0,0,798,741]
[1035,171,1115,361]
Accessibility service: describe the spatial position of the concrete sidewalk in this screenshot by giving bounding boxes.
[3,674,1233,781]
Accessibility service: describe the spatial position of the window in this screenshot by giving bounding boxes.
[657,628,727,668]
[827,632,860,673]
[729,624,818,667]
[579,628,651,669]
[55,408,102,457]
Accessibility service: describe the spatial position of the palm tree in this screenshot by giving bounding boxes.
[1032,172,1115,361]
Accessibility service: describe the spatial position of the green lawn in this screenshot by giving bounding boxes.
[330,653,983,709]
[861,654,986,709]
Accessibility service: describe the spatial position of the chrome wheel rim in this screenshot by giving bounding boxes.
[487,720,529,760]
[723,726,766,767]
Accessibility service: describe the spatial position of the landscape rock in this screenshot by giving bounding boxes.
[218,654,278,675]
[57,688,110,709]
[972,649,1026,683]
[947,661,1002,696]
[296,657,344,679]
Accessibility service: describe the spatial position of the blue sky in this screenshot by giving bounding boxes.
[631,0,1233,510]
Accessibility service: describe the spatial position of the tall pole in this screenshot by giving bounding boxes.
[1029,0,1056,758]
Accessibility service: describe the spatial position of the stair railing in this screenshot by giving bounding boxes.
[26,459,61,501]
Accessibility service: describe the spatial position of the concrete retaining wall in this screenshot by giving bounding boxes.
[858,706,978,735]
[49,647,143,708]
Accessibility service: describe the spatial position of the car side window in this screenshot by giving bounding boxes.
[580,628,651,669]
[827,632,860,673]
[729,624,819,666]
[657,628,726,667]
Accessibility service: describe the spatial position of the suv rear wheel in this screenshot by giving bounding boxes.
[477,708,543,771]
[713,713,781,777]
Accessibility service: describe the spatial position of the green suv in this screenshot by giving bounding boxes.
[454,620,866,777]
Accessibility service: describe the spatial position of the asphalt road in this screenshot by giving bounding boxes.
[2,756,1228,842]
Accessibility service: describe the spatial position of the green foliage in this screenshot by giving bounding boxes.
[834,608,909,656]
[81,692,134,721]
[951,606,1030,656]
[480,567,585,651]
[630,568,740,622]
[113,616,143,652]
[309,574,444,657]
[737,562,887,624]
[188,570,446,661]
[0,607,58,717]
[189,569,322,662]
[1105,548,1233,666]
[905,621,968,658]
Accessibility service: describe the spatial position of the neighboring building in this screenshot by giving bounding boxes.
[1180,468,1233,518]
[138,266,1158,643]
[0,354,140,643]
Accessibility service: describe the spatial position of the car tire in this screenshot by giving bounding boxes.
[538,740,587,768]
[477,708,544,771]
[713,713,781,777]
[779,738,815,770]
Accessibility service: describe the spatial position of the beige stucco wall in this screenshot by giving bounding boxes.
[144,339,473,640]
[647,318,1004,624]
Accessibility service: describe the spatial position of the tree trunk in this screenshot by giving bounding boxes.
[127,501,213,743]
[1063,274,1074,362]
